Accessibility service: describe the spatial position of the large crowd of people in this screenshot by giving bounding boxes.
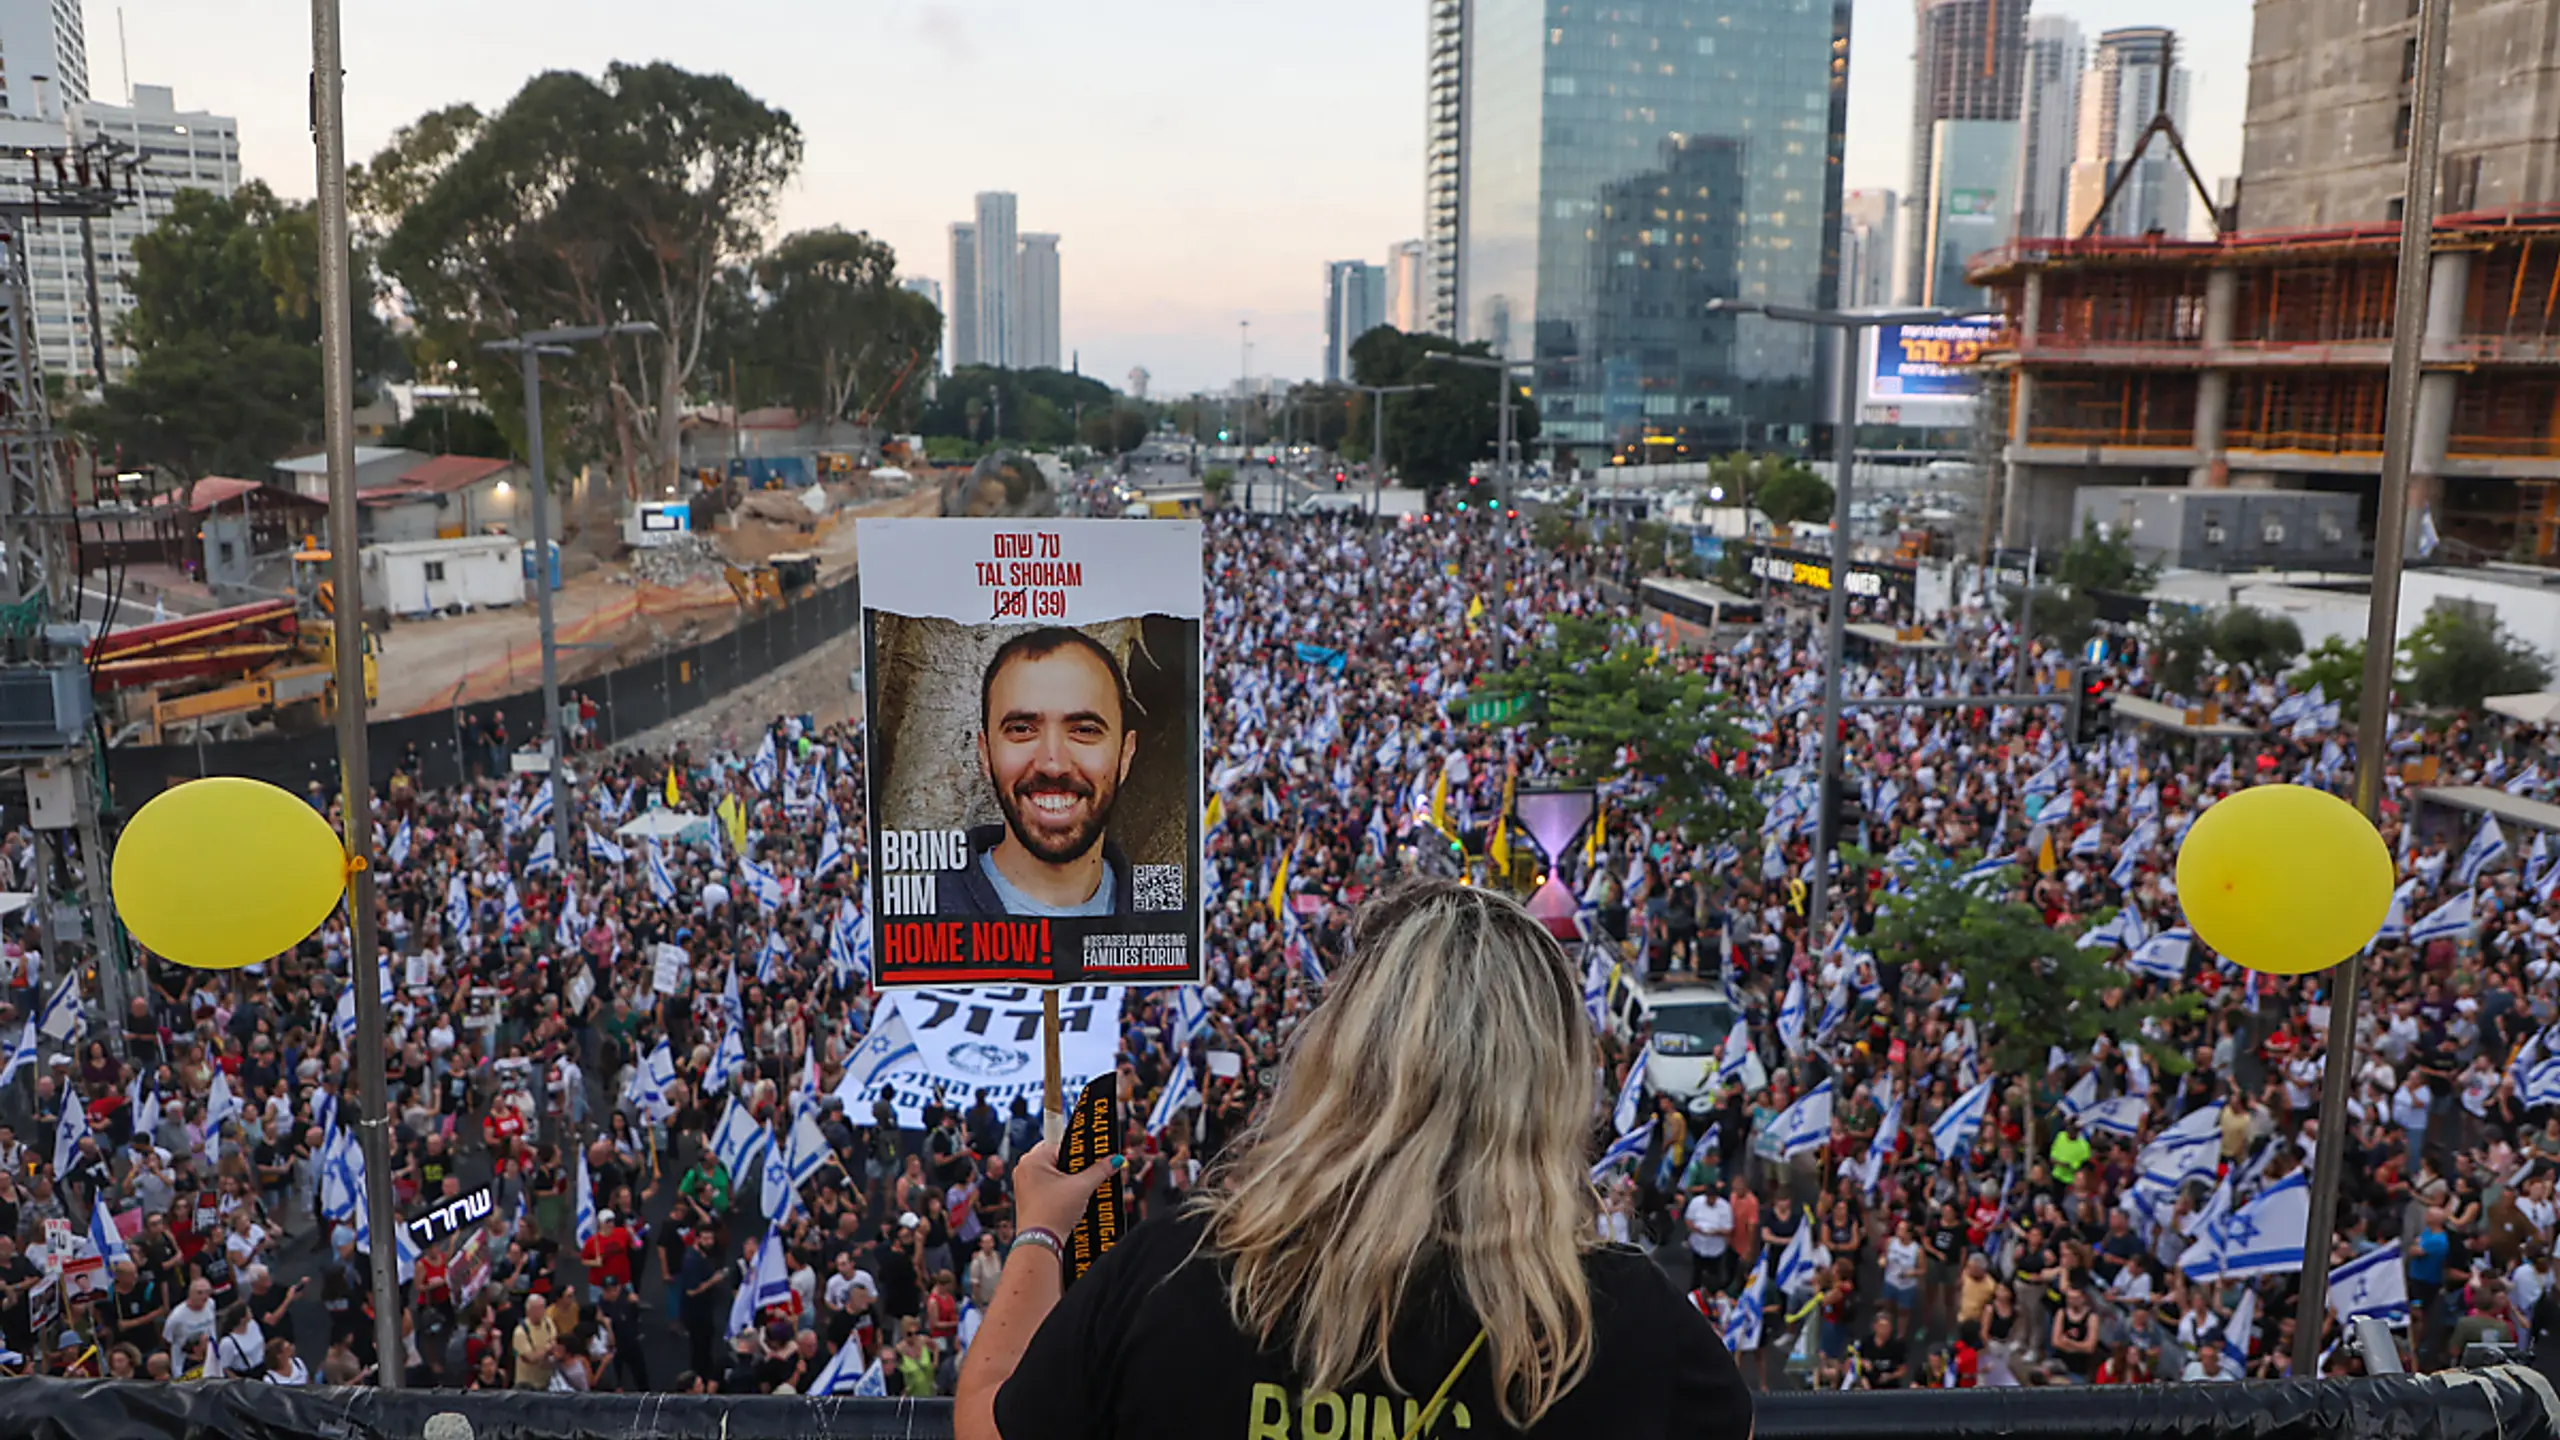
[0,500,2552,1400]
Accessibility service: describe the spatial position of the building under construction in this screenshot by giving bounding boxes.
[1967,208,2560,562]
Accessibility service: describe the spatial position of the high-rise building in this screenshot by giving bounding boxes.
[1922,121,2019,308]
[1423,0,1467,339]
[1841,190,1899,309]
[1451,0,1849,460]
[2016,16,2084,238]
[947,222,980,367]
[0,0,88,121]
[1323,260,1388,383]
[1386,240,1426,333]
[1905,0,2030,301]
[2240,0,2560,228]
[2066,28,2192,239]
[1018,233,1061,371]
[972,192,1019,369]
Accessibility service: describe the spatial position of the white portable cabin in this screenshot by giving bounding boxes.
[362,536,526,617]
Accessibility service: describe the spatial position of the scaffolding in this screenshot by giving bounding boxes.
[2226,371,2390,455]
[2023,371,2199,447]
[2036,268,2209,347]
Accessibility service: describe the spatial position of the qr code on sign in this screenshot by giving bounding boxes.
[1134,866,1185,913]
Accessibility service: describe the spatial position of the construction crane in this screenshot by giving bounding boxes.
[84,547,378,744]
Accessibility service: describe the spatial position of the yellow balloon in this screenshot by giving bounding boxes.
[112,776,347,970]
[2174,783,2392,976]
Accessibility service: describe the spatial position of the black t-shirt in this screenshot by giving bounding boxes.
[995,1211,1751,1440]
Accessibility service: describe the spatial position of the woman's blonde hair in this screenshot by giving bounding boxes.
[1191,880,1598,1427]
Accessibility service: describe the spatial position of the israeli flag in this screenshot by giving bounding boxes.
[2376,879,2416,943]
[708,1020,748,1096]
[2223,1283,2256,1372]
[808,1340,869,1397]
[2084,1095,2149,1138]
[331,986,358,1047]
[645,841,677,904]
[626,1038,678,1120]
[852,1355,891,1398]
[1175,987,1212,1049]
[1582,952,1613,1034]
[88,1194,128,1267]
[1613,1044,1653,1136]
[1860,1094,1903,1199]
[2110,818,2159,889]
[502,879,526,933]
[2126,1041,2153,1098]
[524,782,553,830]
[388,820,413,870]
[835,1001,921,1103]
[2178,1172,2309,1281]
[758,929,790,986]
[2324,1243,2411,1323]
[1777,976,1808,1058]
[2126,926,2194,981]
[53,1092,90,1174]
[749,733,779,794]
[2058,1070,2100,1121]
[1773,1218,1821,1297]
[525,826,557,875]
[205,1068,244,1131]
[761,1126,801,1224]
[2207,753,2235,787]
[815,814,847,885]
[1770,1079,1834,1158]
[727,1223,794,1336]
[1931,1077,1996,1166]
[1717,1022,1753,1089]
[127,1070,161,1139]
[739,855,786,910]
[2456,812,2509,889]
[0,1023,36,1090]
[2129,783,2160,826]
[2076,908,2132,951]
[2530,832,2552,888]
[1724,1257,1767,1352]
[445,874,471,935]
[2408,891,2475,945]
[2068,824,2104,859]
[1149,1050,1201,1136]
[1590,1120,1654,1183]
[574,1147,598,1248]
[37,970,82,1043]
[586,827,627,867]
[711,1095,772,1181]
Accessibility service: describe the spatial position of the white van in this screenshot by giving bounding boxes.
[1616,972,1739,1105]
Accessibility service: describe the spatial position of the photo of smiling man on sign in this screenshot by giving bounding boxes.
[859,517,1203,989]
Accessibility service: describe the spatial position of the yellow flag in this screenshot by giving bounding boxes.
[1204,791,1225,835]
[1466,593,1486,625]
[665,766,681,808]
[716,793,747,856]
[1431,767,1456,842]
[2037,830,2058,875]
[1268,844,1291,923]
[1584,802,1606,867]
[1491,767,1517,873]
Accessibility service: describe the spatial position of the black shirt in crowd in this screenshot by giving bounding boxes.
[996,1211,1752,1440]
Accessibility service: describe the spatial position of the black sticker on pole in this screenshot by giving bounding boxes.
[1058,1072,1122,1286]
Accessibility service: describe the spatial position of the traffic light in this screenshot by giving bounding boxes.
[2072,667,2114,747]
[1823,776,1865,841]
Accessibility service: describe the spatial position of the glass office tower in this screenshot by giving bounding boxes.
[1456,0,1850,462]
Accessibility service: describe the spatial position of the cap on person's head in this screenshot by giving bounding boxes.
[56,1331,78,1348]
[899,1211,920,1230]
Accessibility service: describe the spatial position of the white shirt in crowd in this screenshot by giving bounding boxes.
[1684,1194,1733,1258]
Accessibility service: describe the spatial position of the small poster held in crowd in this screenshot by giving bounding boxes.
[1058,1073,1123,1285]
[652,944,688,995]
[859,518,1204,988]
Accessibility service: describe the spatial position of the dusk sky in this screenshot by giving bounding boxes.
[102,0,2251,396]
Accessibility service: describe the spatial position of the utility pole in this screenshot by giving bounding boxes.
[310,0,402,1384]
[486,322,659,868]
[1360,383,1435,519]
[1707,300,1965,955]
[1425,352,1535,670]
[2294,0,2449,1374]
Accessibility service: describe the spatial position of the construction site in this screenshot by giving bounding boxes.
[1967,207,2560,561]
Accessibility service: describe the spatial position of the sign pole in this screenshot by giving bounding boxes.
[1042,991,1065,1145]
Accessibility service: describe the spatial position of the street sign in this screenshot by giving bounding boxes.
[1465,692,1533,727]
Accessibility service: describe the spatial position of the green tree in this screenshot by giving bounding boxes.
[1486,615,1759,845]
[361,64,804,499]
[2209,607,2304,674]
[1345,326,1540,491]
[1716,453,1832,527]
[1864,850,2198,1081]
[1201,467,1234,499]
[395,404,513,459]
[2147,607,2217,696]
[918,366,1119,447]
[71,183,392,480]
[732,228,941,427]
[2289,637,2368,720]
[2005,584,2101,652]
[2400,605,2552,712]
[2051,519,2156,595]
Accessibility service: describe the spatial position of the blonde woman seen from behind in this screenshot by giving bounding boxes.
[956,880,1754,1439]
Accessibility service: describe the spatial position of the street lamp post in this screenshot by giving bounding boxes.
[484,322,658,864]
[1706,300,1962,957]
[1359,383,1435,519]
[1425,352,1535,670]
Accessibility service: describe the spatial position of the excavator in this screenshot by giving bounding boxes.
[723,551,819,611]
[85,545,379,745]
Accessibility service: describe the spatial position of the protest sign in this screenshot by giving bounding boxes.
[859,518,1203,988]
